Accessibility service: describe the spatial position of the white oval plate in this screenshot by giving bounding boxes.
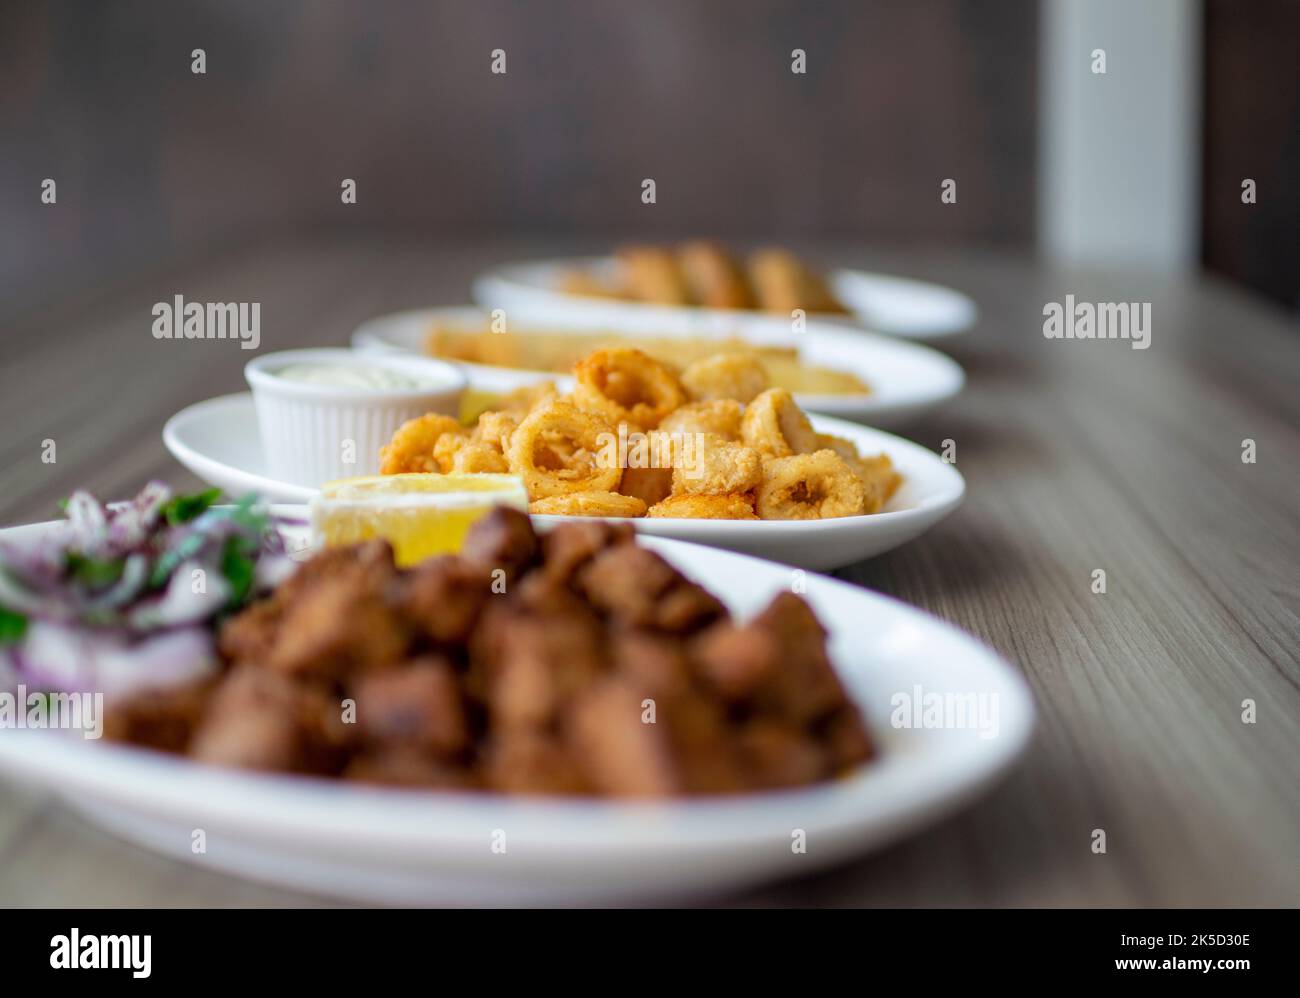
[473,257,978,341]
[163,393,965,570]
[0,524,1032,906]
[351,306,964,426]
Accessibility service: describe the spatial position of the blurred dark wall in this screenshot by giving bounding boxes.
[1202,0,1300,314]
[0,0,1038,315]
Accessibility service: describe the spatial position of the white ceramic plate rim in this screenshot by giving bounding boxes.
[472,256,978,340]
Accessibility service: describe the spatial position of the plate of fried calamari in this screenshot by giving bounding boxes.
[163,344,964,570]
[471,241,979,340]
[351,305,965,426]
[0,493,1033,905]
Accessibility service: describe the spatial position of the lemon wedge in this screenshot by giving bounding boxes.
[311,473,528,566]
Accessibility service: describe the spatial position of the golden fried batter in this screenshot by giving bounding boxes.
[741,388,819,457]
[676,240,755,309]
[755,450,866,520]
[379,413,465,475]
[680,352,770,404]
[529,491,648,518]
[748,247,848,315]
[646,494,759,520]
[616,245,692,305]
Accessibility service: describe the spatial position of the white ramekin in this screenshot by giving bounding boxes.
[245,348,466,488]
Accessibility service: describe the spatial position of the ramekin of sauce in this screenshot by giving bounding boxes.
[245,348,466,488]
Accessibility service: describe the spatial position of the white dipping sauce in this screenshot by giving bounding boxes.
[275,363,427,390]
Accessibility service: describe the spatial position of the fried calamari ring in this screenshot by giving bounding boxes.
[380,413,466,474]
[506,400,621,498]
[473,410,519,454]
[740,388,819,457]
[671,437,762,497]
[615,246,692,305]
[658,399,744,440]
[680,352,770,404]
[853,453,903,514]
[617,466,673,506]
[676,241,755,309]
[815,433,901,513]
[495,381,558,416]
[529,491,647,518]
[450,441,510,474]
[573,347,687,430]
[755,450,866,520]
[646,494,759,520]
[747,248,847,315]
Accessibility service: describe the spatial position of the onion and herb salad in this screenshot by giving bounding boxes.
[0,484,293,698]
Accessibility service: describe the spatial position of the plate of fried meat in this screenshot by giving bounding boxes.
[0,496,1032,906]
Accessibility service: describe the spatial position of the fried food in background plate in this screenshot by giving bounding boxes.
[424,326,870,396]
[557,240,850,315]
[381,346,901,521]
[108,508,876,796]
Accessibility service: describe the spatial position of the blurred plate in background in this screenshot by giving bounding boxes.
[351,305,965,426]
[472,257,978,340]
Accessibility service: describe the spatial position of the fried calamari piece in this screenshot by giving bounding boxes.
[472,410,519,453]
[458,505,540,580]
[559,269,622,300]
[379,413,465,475]
[747,247,847,315]
[646,494,758,520]
[492,381,559,417]
[755,449,866,520]
[658,399,744,440]
[852,453,903,513]
[671,436,762,496]
[676,240,755,309]
[680,352,770,404]
[529,490,647,518]
[435,433,511,473]
[615,245,692,305]
[351,657,469,758]
[572,347,687,430]
[616,465,673,506]
[740,387,819,457]
[506,399,622,498]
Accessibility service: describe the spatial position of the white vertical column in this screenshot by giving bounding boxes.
[1039,0,1203,270]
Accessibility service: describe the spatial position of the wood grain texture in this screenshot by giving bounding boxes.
[0,238,1297,907]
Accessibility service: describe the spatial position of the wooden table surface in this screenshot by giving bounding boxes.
[2,237,1297,907]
